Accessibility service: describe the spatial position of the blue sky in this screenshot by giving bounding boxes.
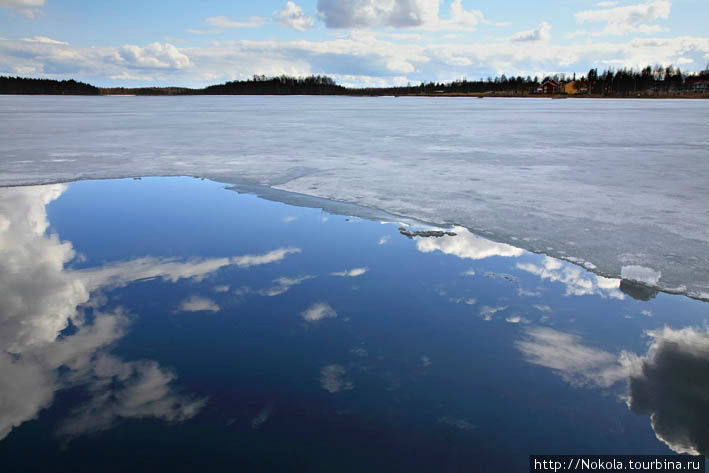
[1,0,708,87]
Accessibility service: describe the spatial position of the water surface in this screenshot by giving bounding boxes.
[0,177,707,472]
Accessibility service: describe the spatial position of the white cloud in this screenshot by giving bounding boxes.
[205,15,265,29]
[277,1,314,31]
[436,0,483,31]
[378,235,390,245]
[177,295,220,313]
[517,324,709,456]
[0,0,45,18]
[113,42,190,70]
[0,186,302,441]
[232,247,301,268]
[331,267,368,277]
[317,0,440,29]
[259,275,315,296]
[301,302,337,322]
[518,288,542,297]
[0,352,55,440]
[0,184,88,352]
[320,364,353,392]
[316,0,483,31]
[21,36,67,45]
[517,257,624,299]
[510,22,551,42]
[479,305,507,321]
[2,29,709,87]
[415,226,524,260]
[574,0,671,36]
[515,327,627,388]
[56,354,206,439]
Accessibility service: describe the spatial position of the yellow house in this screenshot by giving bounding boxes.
[564,81,589,95]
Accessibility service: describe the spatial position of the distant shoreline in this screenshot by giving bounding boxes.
[2,71,708,99]
[2,93,707,99]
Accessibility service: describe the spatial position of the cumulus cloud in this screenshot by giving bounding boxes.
[0,310,130,441]
[510,22,552,42]
[0,0,45,18]
[2,27,709,87]
[517,257,624,299]
[516,325,709,456]
[415,226,524,261]
[277,1,314,31]
[0,352,55,440]
[624,327,709,456]
[574,0,671,36]
[0,184,88,352]
[301,302,337,322]
[0,184,207,440]
[316,0,482,31]
[0,39,194,80]
[113,42,190,70]
[56,354,206,439]
[177,296,220,313]
[320,364,353,392]
[436,0,483,31]
[331,267,368,277]
[0,186,302,441]
[317,0,440,29]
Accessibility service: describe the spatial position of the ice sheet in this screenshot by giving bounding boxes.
[1,96,707,299]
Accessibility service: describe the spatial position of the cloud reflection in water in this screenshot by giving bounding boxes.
[415,226,524,260]
[516,325,709,456]
[0,184,300,441]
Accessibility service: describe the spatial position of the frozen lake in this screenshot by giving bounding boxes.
[1,96,708,299]
[0,178,707,472]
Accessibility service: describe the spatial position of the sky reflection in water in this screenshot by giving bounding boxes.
[0,177,706,472]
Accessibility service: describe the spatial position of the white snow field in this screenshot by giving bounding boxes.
[1,95,707,299]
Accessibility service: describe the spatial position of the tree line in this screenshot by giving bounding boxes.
[2,66,708,96]
[0,76,99,95]
[360,65,709,96]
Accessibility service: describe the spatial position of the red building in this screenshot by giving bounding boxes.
[541,78,561,94]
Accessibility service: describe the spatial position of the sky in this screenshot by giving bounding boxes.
[0,0,708,87]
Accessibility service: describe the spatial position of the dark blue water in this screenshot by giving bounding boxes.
[0,177,706,472]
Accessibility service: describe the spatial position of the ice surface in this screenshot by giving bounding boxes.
[1,96,708,299]
[621,265,662,286]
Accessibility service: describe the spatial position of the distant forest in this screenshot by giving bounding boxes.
[0,76,100,95]
[2,65,708,97]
